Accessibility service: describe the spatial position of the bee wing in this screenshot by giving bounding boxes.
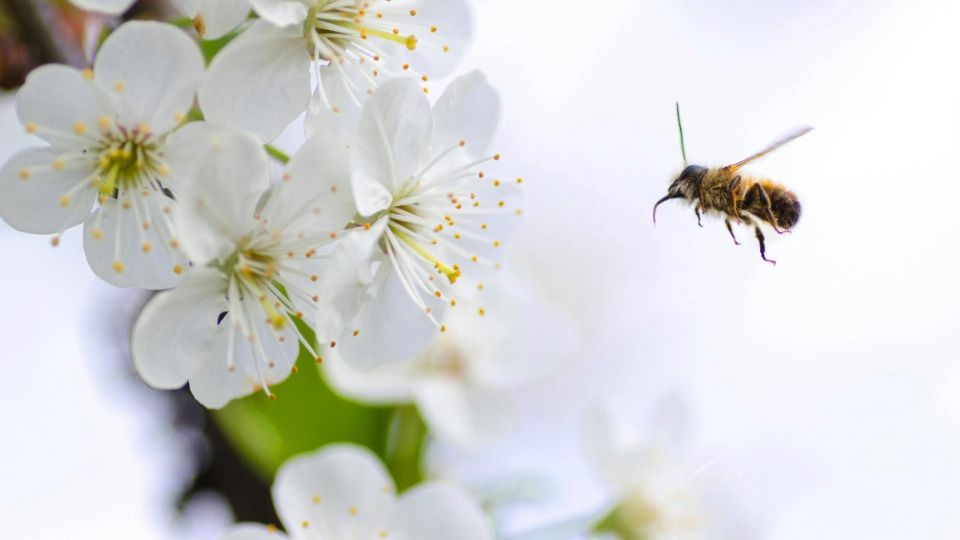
[723,126,813,172]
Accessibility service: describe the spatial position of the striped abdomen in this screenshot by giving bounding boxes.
[742,179,801,229]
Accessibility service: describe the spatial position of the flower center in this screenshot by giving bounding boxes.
[306,0,419,59]
[93,122,166,197]
[222,243,287,331]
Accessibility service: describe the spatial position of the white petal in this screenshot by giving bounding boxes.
[401,0,473,77]
[305,61,371,136]
[313,219,387,344]
[336,266,443,370]
[468,279,577,390]
[162,121,240,192]
[199,21,311,142]
[219,523,289,540]
[132,268,226,391]
[66,0,135,15]
[431,70,500,161]
[0,147,97,234]
[272,444,395,537]
[260,131,356,233]
[94,21,205,134]
[16,64,112,149]
[83,191,184,289]
[352,77,432,215]
[249,0,309,27]
[391,482,493,540]
[321,347,416,405]
[413,379,512,447]
[184,0,252,40]
[173,130,270,263]
[190,306,297,408]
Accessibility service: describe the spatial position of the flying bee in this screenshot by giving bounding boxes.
[653,103,811,265]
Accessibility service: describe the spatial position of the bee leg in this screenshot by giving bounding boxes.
[755,183,787,234]
[695,206,704,227]
[754,226,776,265]
[696,170,708,213]
[725,218,741,245]
[729,176,743,223]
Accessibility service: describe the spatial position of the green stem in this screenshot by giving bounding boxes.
[675,101,687,167]
[264,144,290,165]
[384,405,427,492]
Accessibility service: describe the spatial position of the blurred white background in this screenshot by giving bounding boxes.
[4,0,960,537]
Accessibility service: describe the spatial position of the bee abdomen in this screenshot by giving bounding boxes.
[742,181,802,229]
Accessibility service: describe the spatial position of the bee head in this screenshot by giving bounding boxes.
[653,164,705,224]
[669,164,707,198]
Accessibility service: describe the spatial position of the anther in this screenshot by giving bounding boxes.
[82,68,93,80]
[73,121,87,135]
[113,261,125,273]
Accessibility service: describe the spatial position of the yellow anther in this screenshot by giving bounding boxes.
[313,495,321,504]
[73,121,87,135]
[113,80,126,92]
[406,35,418,51]
[173,264,183,274]
[402,63,410,70]
[353,329,360,337]
[92,228,104,240]
[52,158,65,170]
[516,177,524,184]
[409,9,417,15]
[59,195,70,208]
[113,261,125,273]
[50,236,60,247]
[440,325,446,333]
[192,15,206,36]
[443,45,450,52]
[430,25,438,32]
[98,116,112,130]
[301,521,310,528]
[82,68,93,80]
[350,506,359,515]
[25,122,38,134]
[141,242,152,253]
[478,307,486,316]
[17,168,30,180]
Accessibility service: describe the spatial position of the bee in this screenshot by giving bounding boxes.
[653,103,811,265]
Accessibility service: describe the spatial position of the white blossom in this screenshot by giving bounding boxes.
[177,0,253,40]
[583,405,755,540]
[219,444,494,540]
[198,0,472,141]
[132,130,352,408]
[302,71,522,370]
[0,21,208,289]
[324,276,575,447]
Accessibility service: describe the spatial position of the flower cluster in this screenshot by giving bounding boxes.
[1,2,750,538]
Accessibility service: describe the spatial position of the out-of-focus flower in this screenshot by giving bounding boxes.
[308,71,523,369]
[583,405,754,540]
[0,21,206,289]
[176,0,252,40]
[324,276,575,447]
[198,0,471,141]
[132,129,350,408]
[219,444,494,540]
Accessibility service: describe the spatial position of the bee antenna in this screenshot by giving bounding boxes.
[675,101,687,167]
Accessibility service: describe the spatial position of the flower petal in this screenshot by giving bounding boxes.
[94,21,205,134]
[181,0,252,40]
[401,0,473,77]
[132,267,226,391]
[16,64,112,150]
[219,523,289,540]
[321,347,416,405]
[260,131,356,234]
[413,378,512,447]
[0,147,98,234]
[391,482,493,540]
[313,219,387,344]
[272,444,395,537]
[162,121,240,193]
[82,191,185,290]
[336,266,443,370]
[190,306,298,408]
[249,0,309,27]
[352,77,432,215]
[431,70,500,161]
[199,20,311,142]
[66,0,136,15]
[173,129,270,263]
